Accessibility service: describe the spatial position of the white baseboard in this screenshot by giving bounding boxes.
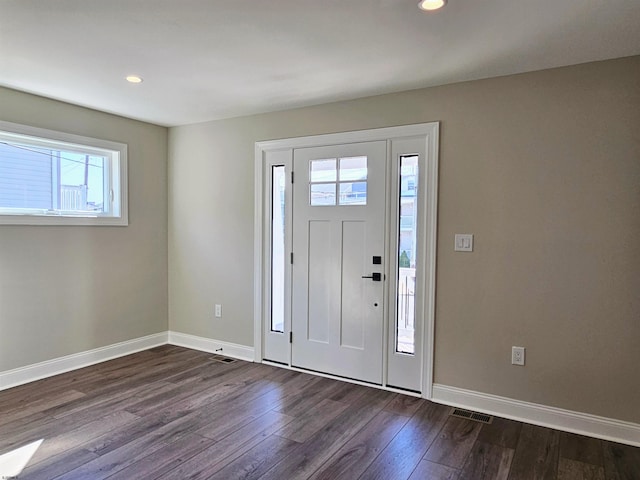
[0,331,253,392]
[167,331,254,362]
[4,336,636,447]
[0,332,168,391]
[432,384,640,447]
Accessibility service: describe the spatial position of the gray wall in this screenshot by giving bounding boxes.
[0,88,169,372]
[169,56,640,424]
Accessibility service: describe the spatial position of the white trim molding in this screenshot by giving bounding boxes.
[432,384,640,447]
[0,332,168,391]
[168,331,255,362]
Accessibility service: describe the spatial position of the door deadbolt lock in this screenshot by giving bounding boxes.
[362,272,382,281]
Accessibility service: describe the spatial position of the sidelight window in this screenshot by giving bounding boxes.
[396,155,419,354]
[270,165,286,333]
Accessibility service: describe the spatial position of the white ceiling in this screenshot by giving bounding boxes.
[1,0,639,127]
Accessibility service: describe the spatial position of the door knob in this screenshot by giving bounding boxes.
[361,272,382,281]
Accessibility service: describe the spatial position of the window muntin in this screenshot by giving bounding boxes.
[0,121,127,226]
[309,156,368,206]
[396,155,419,354]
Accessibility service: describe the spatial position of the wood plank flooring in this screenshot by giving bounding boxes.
[1,345,638,479]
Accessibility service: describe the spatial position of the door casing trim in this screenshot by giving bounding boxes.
[254,122,439,399]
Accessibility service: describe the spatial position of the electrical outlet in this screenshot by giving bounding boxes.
[512,346,525,366]
[215,304,222,318]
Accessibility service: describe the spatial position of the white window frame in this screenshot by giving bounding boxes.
[0,120,128,226]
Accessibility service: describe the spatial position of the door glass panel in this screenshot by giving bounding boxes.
[271,165,286,332]
[310,158,336,182]
[339,181,367,205]
[310,183,336,206]
[396,155,418,354]
[339,156,367,181]
[310,157,368,207]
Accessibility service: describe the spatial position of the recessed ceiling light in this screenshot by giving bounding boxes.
[418,0,447,11]
[126,75,143,84]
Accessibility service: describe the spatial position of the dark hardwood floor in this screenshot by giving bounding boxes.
[1,345,638,479]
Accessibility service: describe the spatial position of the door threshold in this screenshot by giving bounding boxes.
[260,360,423,398]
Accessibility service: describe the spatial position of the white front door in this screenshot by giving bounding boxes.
[291,141,387,384]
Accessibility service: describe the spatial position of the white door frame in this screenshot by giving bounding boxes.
[253,122,439,399]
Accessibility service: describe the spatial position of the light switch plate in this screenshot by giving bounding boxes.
[454,234,474,252]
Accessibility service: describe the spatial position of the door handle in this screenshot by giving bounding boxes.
[361,272,382,281]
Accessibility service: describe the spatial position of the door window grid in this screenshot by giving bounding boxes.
[309,156,367,206]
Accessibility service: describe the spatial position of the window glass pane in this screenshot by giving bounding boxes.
[310,183,336,206]
[59,154,106,212]
[271,166,286,333]
[310,158,336,182]
[339,156,367,181]
[396,155,419,354]
[339,181,367,205]
[0,122,127,225]
[0,142,109,213]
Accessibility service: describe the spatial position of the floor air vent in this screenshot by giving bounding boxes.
[209,354,236,364]
[449,407,493,424]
